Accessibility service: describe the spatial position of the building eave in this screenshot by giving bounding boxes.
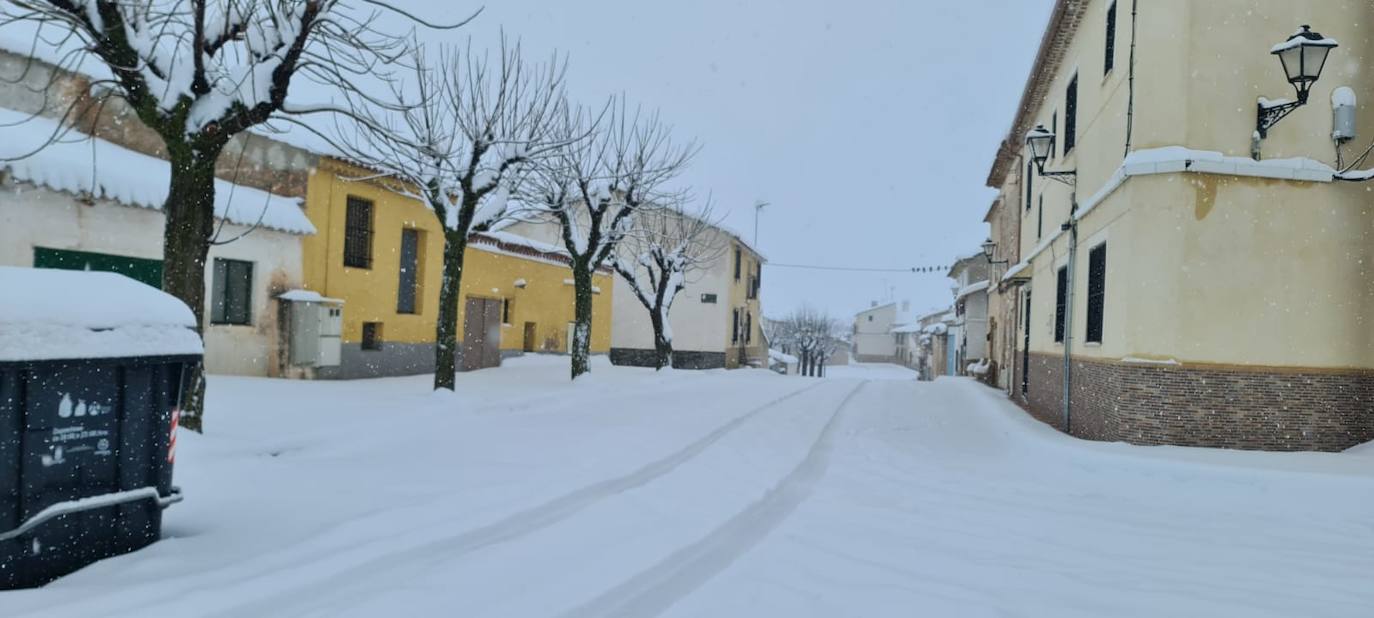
[985,0,1088,189]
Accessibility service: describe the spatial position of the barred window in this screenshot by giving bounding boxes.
[344,196,374,269]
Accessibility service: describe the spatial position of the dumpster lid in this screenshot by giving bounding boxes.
[0,266,203,362]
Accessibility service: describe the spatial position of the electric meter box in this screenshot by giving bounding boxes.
[280,291,344,368]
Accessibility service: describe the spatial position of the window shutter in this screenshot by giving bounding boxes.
[1086,244,1107,343]
[226,260,252,325]
[1105,1,1118,75]
[1054,266,1068,343]
[1065,76,1078,154]
[211,259,228,324]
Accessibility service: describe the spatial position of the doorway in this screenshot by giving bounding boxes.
[523,322,537,353]
[462,297,503,371]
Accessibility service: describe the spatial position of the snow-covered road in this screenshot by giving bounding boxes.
[3,358,1371,617]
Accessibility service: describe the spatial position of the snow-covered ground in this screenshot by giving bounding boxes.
[3,357,1371,617]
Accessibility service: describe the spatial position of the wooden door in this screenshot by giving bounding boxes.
[482,299,502,368]
[522,322,536,352]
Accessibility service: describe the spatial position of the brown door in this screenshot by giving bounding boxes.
[462,298,504,371]
[523,322,537,352]
[482,299,502,368]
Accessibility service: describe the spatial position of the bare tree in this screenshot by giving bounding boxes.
[611,197,725,370]
[521,100,696,380]
[773,305,843,378]
[0,0,465,429]
[335,39,567,391]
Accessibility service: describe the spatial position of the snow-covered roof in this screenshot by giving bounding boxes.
[278,289,343,304]
[0,266,202,361]
[891,324,924,334]
[922,323,948,335]
[956,280,990,299]
[0,107,314,235]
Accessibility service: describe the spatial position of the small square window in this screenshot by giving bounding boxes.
[701,293,718,304]
[361,322,383,351]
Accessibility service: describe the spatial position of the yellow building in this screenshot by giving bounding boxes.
[297,158,611,379]
[983,0,1374,451]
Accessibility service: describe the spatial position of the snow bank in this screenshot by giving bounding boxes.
[0,107,313,235]
[956,280,990,299]
[0,266,201,361]
[769,349,798,364]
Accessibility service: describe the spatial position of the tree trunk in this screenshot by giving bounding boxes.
[162,148,218,433]
[570,261,595,379]
[434,230,468,391]
[649,308,673,370]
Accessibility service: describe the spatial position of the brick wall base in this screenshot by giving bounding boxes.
[1021,353,1374,452]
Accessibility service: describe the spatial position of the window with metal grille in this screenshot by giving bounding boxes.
[1086,243,1107,343]
[397,228,420,314]
[1065,75,1078,154]
[1054,266,1068,343]
[502,298,513,324]
[210,258,253,325]
[1104,1,1117,75]
[344,196,374,269]
[362,322,383,351]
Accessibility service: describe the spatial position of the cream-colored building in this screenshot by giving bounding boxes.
[985,0,1374,451]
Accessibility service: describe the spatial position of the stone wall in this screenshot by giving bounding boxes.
[1022,353,1374,451]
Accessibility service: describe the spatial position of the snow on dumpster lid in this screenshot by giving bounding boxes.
[0,267,202,362]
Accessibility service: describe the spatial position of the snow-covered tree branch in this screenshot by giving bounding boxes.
[333,38,567,392]
[772,306,844,377]
[611,196,725,370]
[0,0,465,429]
[520,98,698,379]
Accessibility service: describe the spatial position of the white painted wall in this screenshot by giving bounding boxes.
[0,180,305,376]
[853,303,898,359]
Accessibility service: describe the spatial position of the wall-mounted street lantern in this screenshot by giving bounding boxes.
[1257,25,1338,139]
[981,238,1008,265]
[1025,124,1076,185]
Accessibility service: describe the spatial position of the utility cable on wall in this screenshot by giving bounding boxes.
[765,263,953,274]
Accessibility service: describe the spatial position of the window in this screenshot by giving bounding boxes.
[502,298,513,325]
[397,228,420,314]
[732,308,740,343]
[1086,243,1107,343]
[1065,75,1078,154]
[210,258,253,326]
[745,312,753,344]
[867,315,874,322]
[1051,111,1057,159]
[734,247,741,280]
[344,196,374,269]
[701,293,718,304]
[1037,194,1044,239]
[1024,161,1034,211]
[1104,1,1118,75]
[361,322,383,351]
[1054,266,1068,343]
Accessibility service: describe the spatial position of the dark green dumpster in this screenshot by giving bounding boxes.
[0,266,201,589]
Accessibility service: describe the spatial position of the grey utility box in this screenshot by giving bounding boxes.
[280,290,344,367]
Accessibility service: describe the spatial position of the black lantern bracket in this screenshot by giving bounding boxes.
[1254,25,1338,146]
[1024,124,1077,187]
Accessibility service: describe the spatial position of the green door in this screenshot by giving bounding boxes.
[33,247,164,289]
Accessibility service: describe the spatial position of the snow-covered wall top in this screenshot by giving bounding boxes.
[0,107,314,235]
[0,266,203,361]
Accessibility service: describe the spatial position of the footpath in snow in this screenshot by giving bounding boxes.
[1,358,1370,617]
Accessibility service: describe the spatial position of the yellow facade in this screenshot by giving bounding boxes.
[301,158,611,364]
[724,240,766,368]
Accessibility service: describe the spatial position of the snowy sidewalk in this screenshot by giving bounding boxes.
[2,359,1371,617]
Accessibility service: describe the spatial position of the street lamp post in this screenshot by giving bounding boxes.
[1025,125,1076,186]
[1257,25,1338,140]
[981,238,1009,266]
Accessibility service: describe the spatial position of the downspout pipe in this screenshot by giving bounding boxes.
[1062,200,1079,434]
[1124,0,1138,156]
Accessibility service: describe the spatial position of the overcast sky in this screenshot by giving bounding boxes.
[442,0,1054,320]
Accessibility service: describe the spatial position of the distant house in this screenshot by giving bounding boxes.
[502,215,767,370]
[852,301,910,363]
[949,255,991,375]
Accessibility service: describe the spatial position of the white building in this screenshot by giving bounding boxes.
[0,108,313,377]
[949,255,991,374]
[852,301,910,363]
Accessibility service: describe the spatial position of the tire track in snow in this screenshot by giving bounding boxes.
[560,380,868,618]
[203,380,834,618]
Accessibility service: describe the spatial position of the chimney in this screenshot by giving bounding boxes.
[870,300,878,308]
